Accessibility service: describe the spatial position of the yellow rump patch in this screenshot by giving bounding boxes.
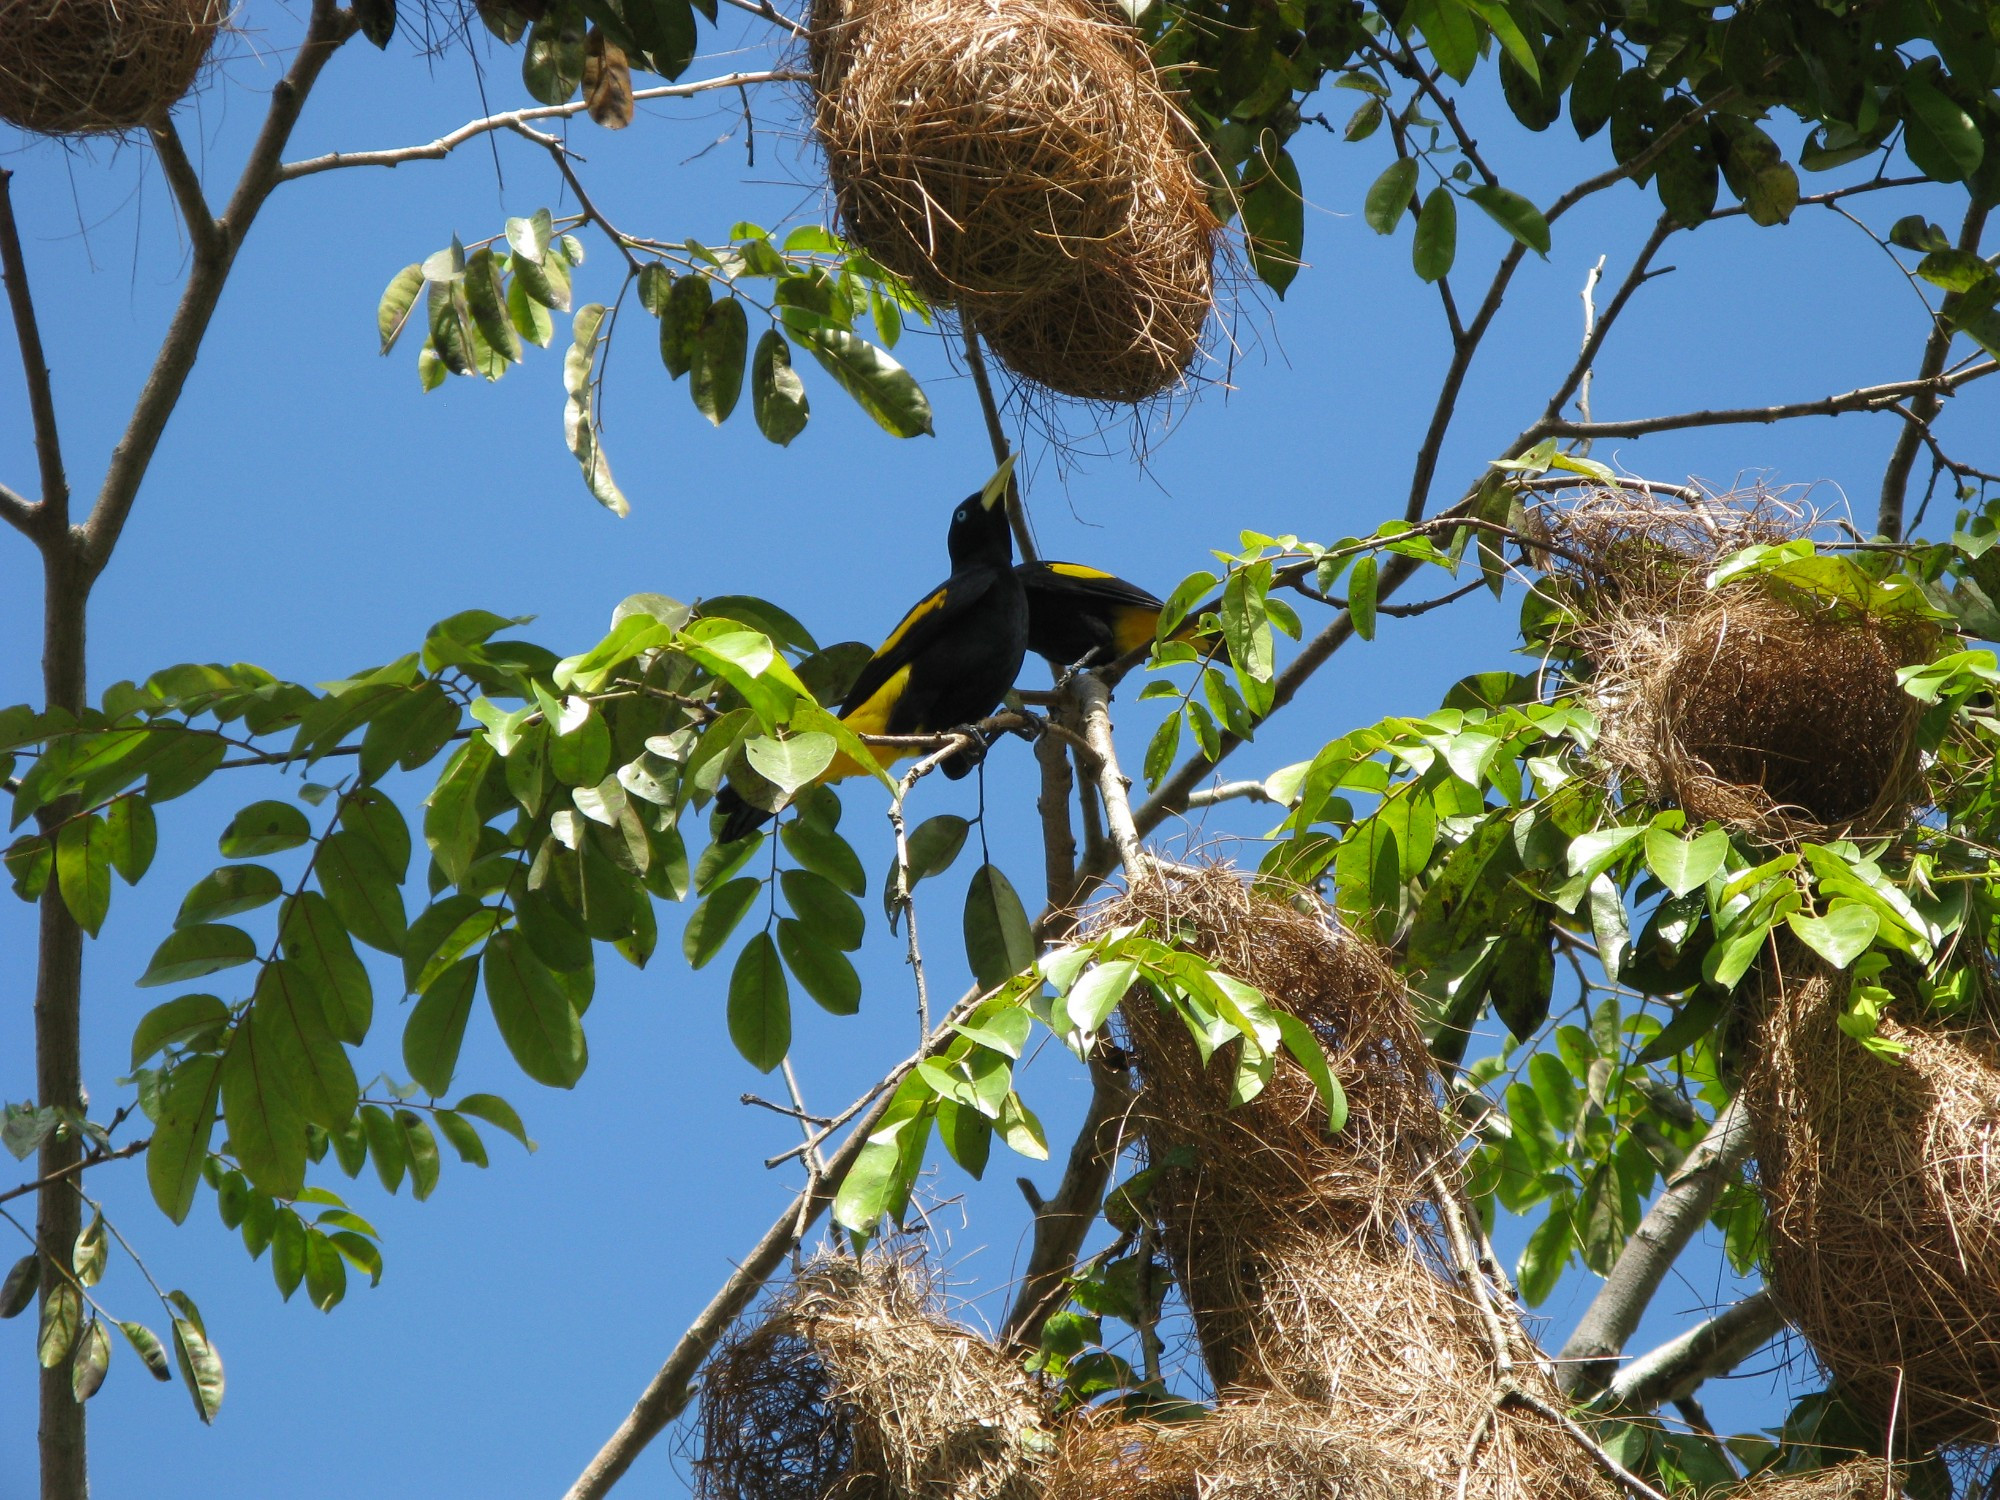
[824,664,915,782]
[1112,607,1164,658]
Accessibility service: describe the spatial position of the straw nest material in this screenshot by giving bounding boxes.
[693,1251,1051,1499]
[808,0,1219,401]
[1745,956,2000,1446]
[1546,489,1937,843]
[0,0,222,135]
[1722,1462,1908,1499]
[1090,867,1615,1500]
[1040,1394,1432,1500]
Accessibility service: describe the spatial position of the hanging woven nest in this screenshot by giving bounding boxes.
[1040,1394,1431,1500]
[0,0,223,135]
[1744,954,2000,1446]
[1721,1462,1912,1499]
[692,1250,1052,1500]
[808,0,1219,401]
[1089,867,1616,1500]
[1546,488,1939,845]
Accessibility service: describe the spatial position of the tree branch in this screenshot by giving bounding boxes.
[1538,214,1677,431]
[1074,671,1144,875]
[1183,778,1278,809]
[1557,1098,1754,1398]
[1535,363,1998,443]
[0,1138,149,1207]
[83,0,359,577]
[276,71,805,182]
[1879,200,1988,541]
[148,115,222,259]
[1601,1290,1785,1413]
[0,169,68,533]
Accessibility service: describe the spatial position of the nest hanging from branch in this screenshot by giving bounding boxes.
[1546,488,1939,844]
[1722,1462,1911,1499]
[1745,955,2000,1447]
[808,0,1219,402]
[1089,867,1615,1500]
[0,0,222,135]
[1040,1394,1431,1500]
[692,1251,1052,1500]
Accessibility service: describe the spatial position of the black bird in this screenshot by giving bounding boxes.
[715,486,1028,842]
[1017,560,1226,670]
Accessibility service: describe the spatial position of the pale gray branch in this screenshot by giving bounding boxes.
[1559,1098,1755,1398]
[1603,1290,1785,1413]
[276,71,805,181]
[1184,779,1279,809]
[0,168,67,533]
[149,114,222,258]
[1075,671,1144,875]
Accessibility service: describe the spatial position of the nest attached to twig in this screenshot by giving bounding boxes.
[1722,1461,1909,1499]
[808,0,1219,401]
[1547,488,1938,844]
[1745,956,2000,1446]
[1040,1394,1432,1500]
[0,0,222,135]
[692,1251,1052,1500]
[1090,867,1615,1500]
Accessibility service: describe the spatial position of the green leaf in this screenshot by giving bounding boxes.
[137,923,257,987]
[691,296,749,424]
[776,918,861,1014]
[522,6,587,103]
[745,731,836,795]
[728,930,791,1071]
[483,931,588,1088]
[1364,158,1419,235]
[507,273,555,347]
[434,1109,488,1167]
[1065,959,1137,1033]
[452,1093,534,1151]
[404,957,479,1096]
[117,1320,173,1381]
[1904,67,1985,182]
[781,815,867,896]
[221,1014,309,1198]
[0,1253,38,1319]
[465,247,523,364]
[378,264,426,354]
[280,892,372,1044]
[684,876,761,968]
[506,208,553,265]
[360,1104,407,1192]
[1408,0,1477,80]
[1465,183,1551,255]
[1643,823,1728,898]
[316,829,407,955]
[39,1281,79,1368]
[147,1054,222,1224]
[104,795,157,884]
[996,1091,1047,1160]
[55,812,111,936]
[782,867,864,950]
[177,864,283,928]
[72,1317,111,1401]
[1348,555,1378,640]
[564,304,629,516]
[798,328,933,437]
[1272,1010,1347,1130]
[219,800,310,857]
[659,271,711,377]
[1412,186,1458,282]
[751,329,811,445]
[1241,142,1304,296]
[963,864,1035,991]
[252,960,359,1130]
[1786,903,1880,969]
[400,1111,441,1201]
[171,1312,224,1423]
[72,1211,107,1287]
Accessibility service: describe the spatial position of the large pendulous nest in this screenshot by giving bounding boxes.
[1722,1461,1912,1498]
[1039,1393,1432,1500]
[0,0,222,135]
[1546,488,1939,843]
[808,0,1219,402]
[1089,867,1615,1500]
[1744,954,2000,1446]
[692,1251,1051,1499]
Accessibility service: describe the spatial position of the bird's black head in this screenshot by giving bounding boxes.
[946,486,1014,571]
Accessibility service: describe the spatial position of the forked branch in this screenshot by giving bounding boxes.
[0,169,68,534]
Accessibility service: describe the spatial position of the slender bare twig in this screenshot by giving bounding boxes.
[1602,1290,1785,1413]
[1708,174,1928,225]
[0,1138,150,1207]
[1541,215,1677,431]
[1879,200,1989,540]
[1358,31,1500,188]
[510,121,647,275]
[718,0,808,38]
[276,71,806,181]
[1557,1099,1755,1398]
[1183,778,1278,809]
[0,170,67,533]
[147,115,222,259]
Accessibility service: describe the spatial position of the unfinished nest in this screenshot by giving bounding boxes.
[0,0,222,135]
[1745,957,2000,1446]
[1040,1394,1432,1500]
[1090,867,1614,1500]
[693,1251,1051,1500]
[809,0,1218,400]
[1548,488,1937,843]
[1722,1462,1909,1499]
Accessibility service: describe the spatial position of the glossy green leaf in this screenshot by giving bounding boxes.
[564,304,629,516]
[483,930,588,1088]
[691,297,749,424]
[782,867,864,950]
[404,956,479,1096]
[798,328,933,437]
[177,864,283,929]
[1786,903,1880,969]
[39,1282,79,1368]
[253,959,359,1130]
[316,829,407,955]
[1643,823,1728,898]
[684,876,761,968]
[400,1111,441,1201]
[1363,158,1419,235]
[221,1014,308,1198]
[137,923,257,988]
[0,1253,38,1319]
[963,864,1035,991]
[219,800,311,857]
[1466,183,1552,255]
[659,271,712,377]
[280,893,373,1044]
[378,264,426,354]
[171,1312,224,1423]
[55,812,111,936]
[751,329,811,445]
[452,1093,534,1151]
[147,1054,222,1224]
[1413,186,1458,282]
[728,930,791,1071]
[72,1317,110,1401]
[104,794,157,884]
[1241,142,1304,296]
[117,1320,172,1381]
[776,917,861,1014]
[522,5,587,104]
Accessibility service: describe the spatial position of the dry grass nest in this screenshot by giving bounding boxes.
[1745,954,2000,1446]
[0,0,222,135]
[1545,488,1940,844]
[1040,1394,1432,1500]
[1723,1461,1910,1498]
[1087,867,1614,1499]
[692,1250,1051,1500]
[808,0,1219,402]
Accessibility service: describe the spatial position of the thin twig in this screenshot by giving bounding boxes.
[0,1138,150,1207]
[147,115,222,258]
[1182,779,1278,810]
[1539,362,1998,442]
[511,121,647,274]
[0,169,67,533]
[276,71,806,181]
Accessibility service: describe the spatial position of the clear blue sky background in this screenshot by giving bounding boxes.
[1,6,1991,1495]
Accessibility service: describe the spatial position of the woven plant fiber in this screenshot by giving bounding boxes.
[1745,955,2000,1446]
[693,1251,1051,1500]
[0,0,221,134]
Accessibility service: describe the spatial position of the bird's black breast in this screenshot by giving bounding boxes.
[884,563,1029,735]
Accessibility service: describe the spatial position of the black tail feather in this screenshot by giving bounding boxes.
[714,786,774,844]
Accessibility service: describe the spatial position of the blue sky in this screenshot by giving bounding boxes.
[1,7,1992,1496]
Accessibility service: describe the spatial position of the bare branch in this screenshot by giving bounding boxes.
[508,121,647,274]
[148,115,222,258]
[1183,778,1279,810]
[1034,711,1080,917]
[0,1138,150,1207]
[0,481,33,538]
[1536,362,1998,443]
[1558,1098,1755,1398]
[719,0,809,38]
[276,71,806,182]
[1603,1290,1785,1413]
[82,0,360,577]
[1879,200,1988,540]
[1539,214,1677,432]
[1357,31,1500,189]
[1074,671,1144,874]
[0,169,68,533]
